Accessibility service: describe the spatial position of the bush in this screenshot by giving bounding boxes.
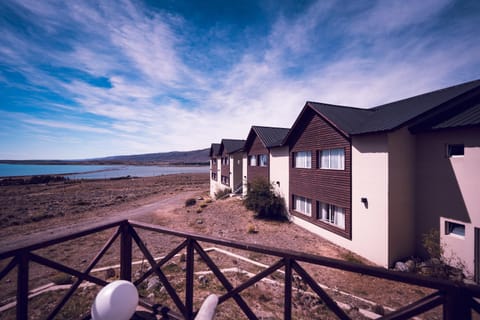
[185,198,196,207]
[422,229,443,259]
[215,188,231,200]
[243,178,288,221]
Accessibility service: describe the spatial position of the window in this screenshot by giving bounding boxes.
[319,148,345,170]
[221,175,230,186]
[222,157,230,165]
[211,172,217,181]
[249,155,257,166]
[259,154,268,167]
[293,195,312,217]
[318,202,345,229]
[447,144,464,158]
[294,151,312,168]
[445,221,465,237]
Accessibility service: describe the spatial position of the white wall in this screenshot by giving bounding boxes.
[351,134,390,267]
[209,158,221,198]
[269,146,290,208]
[387,127,416,266]
[242,153,248,197]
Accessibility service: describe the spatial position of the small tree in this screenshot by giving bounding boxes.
[244,178,288,221]
[422,229,443,259]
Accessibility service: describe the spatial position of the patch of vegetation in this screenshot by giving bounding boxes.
[185,198,197,207]
[51,273,74,285]
[422,229,443,259]
[247,223,258,234]
[342,251,364,264]
[215,188,231,200]
[243,178,288,221]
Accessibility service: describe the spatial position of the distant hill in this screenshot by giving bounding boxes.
[0,148,210,165]
[93,148,210,164]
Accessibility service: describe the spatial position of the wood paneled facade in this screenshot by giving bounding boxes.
[220,151,230,186]
[246,135,269,183]
[288,108,352,239]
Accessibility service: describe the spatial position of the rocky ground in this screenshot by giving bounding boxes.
[0,173,445,319]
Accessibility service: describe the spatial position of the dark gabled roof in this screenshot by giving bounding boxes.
[301,79,480,137]
[220,139,245,154]
[307,102,371,136]
[354,79,480,134]
[244,126,290,151]
[431,102,480,129]
[209,143,221,157]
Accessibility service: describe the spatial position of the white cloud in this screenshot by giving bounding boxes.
[1,0,479,159]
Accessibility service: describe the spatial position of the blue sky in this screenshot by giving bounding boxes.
[1,0,479,160]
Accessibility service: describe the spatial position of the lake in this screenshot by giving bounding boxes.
[0,163,209,179]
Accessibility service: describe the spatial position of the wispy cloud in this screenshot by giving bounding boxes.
[0,0,479,159]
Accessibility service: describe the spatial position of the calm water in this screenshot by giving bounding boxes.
[0,163,208,179]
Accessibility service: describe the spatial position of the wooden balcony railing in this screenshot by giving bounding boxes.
[1,219,479,319]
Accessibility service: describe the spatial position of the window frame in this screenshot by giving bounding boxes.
[259,154,268,167]
[293,195,312,217]
[445,221,465,237]
[319,148,345,170]
[447,144,464,158]
[293,151,312,169]
[249,155,257,166]
[317,202,346,229]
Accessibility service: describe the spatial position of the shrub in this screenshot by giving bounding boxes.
[215,188,231,200]
[185,198,196,207]
[422,229,443,259]
[244,178,288,221]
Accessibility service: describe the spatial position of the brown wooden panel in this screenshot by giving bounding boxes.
[289,109,352,239]
[247,134,269,183]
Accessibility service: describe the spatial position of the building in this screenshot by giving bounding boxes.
[242,126,290,206]
[284,79,480,277]
[209,139,245,198]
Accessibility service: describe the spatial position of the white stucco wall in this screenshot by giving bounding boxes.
[242,153,248,197]
[269,146,290,208]
[415,127,480,278]
[209,158,221,198]
[351,134,390,267]
[387,127,416,266]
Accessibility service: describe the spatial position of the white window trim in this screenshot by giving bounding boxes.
[249,155,257,166]
[445,220,465,238]
[294,151,312,169]
[320,148,345,170]
[318,202,345,229]
[293,195,312,217]
[259,154,268,167]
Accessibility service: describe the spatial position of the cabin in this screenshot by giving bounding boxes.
[284,79,480,277]
[209,139,245,198]
[209,143,221,198]
[242,126,290,205]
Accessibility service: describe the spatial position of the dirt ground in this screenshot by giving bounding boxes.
[0,173,445,319]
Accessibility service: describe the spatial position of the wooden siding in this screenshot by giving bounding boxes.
[247,135,269,183]
[289,109,352,239]
[220,150,230,178]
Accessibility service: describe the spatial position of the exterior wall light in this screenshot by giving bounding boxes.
[361,197,368,208]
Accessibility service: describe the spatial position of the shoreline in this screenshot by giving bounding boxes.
[0,163,209,179]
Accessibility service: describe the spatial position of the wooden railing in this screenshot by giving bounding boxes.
[1,219,479,319]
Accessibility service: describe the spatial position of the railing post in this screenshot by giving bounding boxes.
[120,222,132,281]
[444,286,471,320]
[17,251,29,320]
[185,238,195,319]
[284,258,292,320]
